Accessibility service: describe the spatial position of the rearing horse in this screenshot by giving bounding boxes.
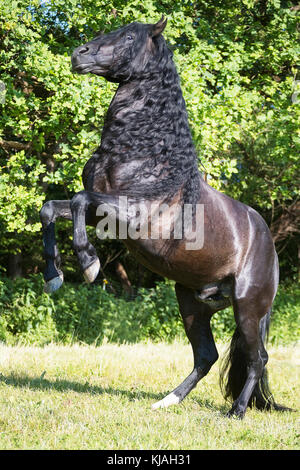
[40,17,290,418]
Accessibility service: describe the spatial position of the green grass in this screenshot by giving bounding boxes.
[0,341,298,450]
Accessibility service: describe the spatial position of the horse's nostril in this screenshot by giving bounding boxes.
[79,46,90,55]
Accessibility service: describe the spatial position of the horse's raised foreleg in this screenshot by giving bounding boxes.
[152,283,219,410]
[70,190,121,282]
[40,200,72,293]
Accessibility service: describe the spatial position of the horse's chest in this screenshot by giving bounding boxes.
[82,154,165,193]
[82,155,111,192]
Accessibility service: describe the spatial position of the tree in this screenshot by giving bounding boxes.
[0,0,299,281]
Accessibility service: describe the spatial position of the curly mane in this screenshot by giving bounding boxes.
[94,26,201,205]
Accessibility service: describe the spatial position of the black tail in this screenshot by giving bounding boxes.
[220,310,290,411]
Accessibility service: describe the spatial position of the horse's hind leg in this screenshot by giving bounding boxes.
[226,314,268,418]
[40,200,72,293]
[152,283,219,410]
[224,286,278,419]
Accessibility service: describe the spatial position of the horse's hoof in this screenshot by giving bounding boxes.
[44,273,64,293]
[226,407,245,420]
[83,258,100,283]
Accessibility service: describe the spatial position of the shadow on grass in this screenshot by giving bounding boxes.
[0,372,164,401]
[191,396,229,416]
[0,372,227,413]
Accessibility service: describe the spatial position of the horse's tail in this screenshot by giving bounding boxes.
[219,309,289,411]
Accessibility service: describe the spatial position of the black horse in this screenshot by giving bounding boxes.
[40,17,290,418]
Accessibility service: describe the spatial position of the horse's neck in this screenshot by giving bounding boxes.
[99,67,201,205]
[108,81,147,120]
[106,68,190,133]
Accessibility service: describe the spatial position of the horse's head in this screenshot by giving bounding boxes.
[71,17,168,82]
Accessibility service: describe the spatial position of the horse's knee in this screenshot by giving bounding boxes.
[70,191,88,212]
[40,201,54,225]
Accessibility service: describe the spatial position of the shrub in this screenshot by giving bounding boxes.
[0,275,298,346]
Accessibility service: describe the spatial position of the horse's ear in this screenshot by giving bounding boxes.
[150,16,167,37]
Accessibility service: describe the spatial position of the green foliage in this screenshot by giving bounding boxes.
[270,282,300,345]
[0,0,299,276]
[0,275,57,344]
[0,1,298,344]
[0,275,183,344]
[0,275,298,346]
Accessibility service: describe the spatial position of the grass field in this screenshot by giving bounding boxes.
[0,341,298,450]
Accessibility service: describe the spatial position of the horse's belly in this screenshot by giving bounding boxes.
[123,238,235,289]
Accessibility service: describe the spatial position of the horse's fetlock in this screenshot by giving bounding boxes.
[73,240,88,253]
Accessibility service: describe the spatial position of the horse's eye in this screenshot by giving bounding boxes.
[126,34,134,41]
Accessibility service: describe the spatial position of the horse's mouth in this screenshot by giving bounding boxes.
[71,62,95,74]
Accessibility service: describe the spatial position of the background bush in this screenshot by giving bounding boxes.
[0,0,299,281]
[0,275,298,346]
[0,1,298,346]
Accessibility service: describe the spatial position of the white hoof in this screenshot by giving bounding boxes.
[44,273,64,293]
[152,392,180,410]
[83,258,100,283]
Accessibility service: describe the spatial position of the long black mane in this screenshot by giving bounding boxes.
[94,26,201,205]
